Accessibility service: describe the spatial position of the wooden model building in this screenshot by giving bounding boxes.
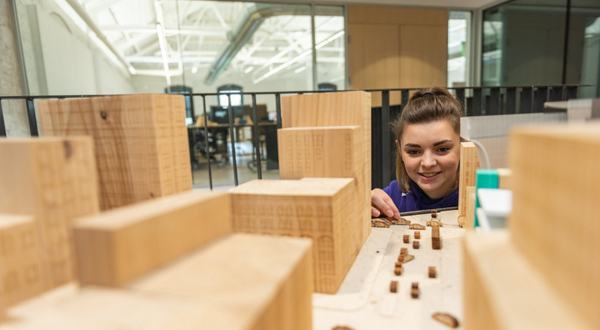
[229,178,358,294]
[37,94,192,211]
[463,123,600,330]
[73,191,232,287]
[457,142,480,227]
[280,91,372,246]
[0,138,99,299]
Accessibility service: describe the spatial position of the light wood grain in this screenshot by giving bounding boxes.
[0,214,45,308]
[0,137,99,291]
[458,142,480,227]
[4,233,313,330]
[463,230,593,330]
[73,190,231,287]
[229,178,356,294]
[131,233,313,330]
[398,24,448,89]
[465,186,476,229]
[347,5,448,26]
[37,94,192,211]
[280,91,371,247]
[496,168,512,190]
[509,123,600,329]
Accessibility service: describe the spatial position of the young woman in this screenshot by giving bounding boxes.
[371,87,462,218]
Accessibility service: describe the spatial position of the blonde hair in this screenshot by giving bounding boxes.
[393,87,463,193]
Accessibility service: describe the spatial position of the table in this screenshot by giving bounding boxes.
[313,210,465,330]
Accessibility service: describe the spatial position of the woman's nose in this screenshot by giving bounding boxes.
[421,151,437,167]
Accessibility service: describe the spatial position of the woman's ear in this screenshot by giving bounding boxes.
[395,140,403,162]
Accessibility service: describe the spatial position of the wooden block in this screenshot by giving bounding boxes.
[398,255,414,263]
[394,266,403,276]
[37,94,192,211]
[390,281,398,293]
[432,313,459,328]
[411,282,419,298]
[400,248,408,255]
[73,190,231,287]
[229,178,356,294]
[465,186,476,229]
[428,266,436,278]
[4,234,312,330]
[414,231,420,239]
[432,226,440,238]
[0,214,45,307]
[457,142,480,227]
[395,261,402,268]
[463,230,592,330]
[0,137,99,289]
[426,220,443,227]
[278,126,367,253]
[403,235,410,243]
[509,123,600,328]
[280,92,371,246]
[431,210,437,218]
[413,241,420,249]
[497,168,512,190]
[409,224,426,230]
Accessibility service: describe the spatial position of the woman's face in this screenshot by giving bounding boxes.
[398,120,461,200]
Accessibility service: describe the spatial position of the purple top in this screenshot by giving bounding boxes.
[383,179,459,213]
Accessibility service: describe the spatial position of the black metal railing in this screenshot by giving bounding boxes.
[0,85,584,190]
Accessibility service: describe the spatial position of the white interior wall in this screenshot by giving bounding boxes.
[15,0,134,96]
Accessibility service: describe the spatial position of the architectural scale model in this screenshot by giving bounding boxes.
[457,142,480,227]
[280,91,372,246]
[229,178,358,294]
[37,94,192,210]
[0,138,99,301]
[463,123,600,330]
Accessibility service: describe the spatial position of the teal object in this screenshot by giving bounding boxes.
[474,169,499,227]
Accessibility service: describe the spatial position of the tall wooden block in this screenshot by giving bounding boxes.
[277,126,367,252]
[496,168,512,190]
[3,234,312,330]
[465,186,476,229]
[73,191,231,287]
[281,91,371,245]
[0,137,99,289]
[463,231,592,330]
[509,123,600,329]
[37,94,192,211]
[458,142,480,227]
[0,214,45,307]
[229,178,357,294]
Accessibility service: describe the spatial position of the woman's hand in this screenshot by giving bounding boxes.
[371,189,400,219]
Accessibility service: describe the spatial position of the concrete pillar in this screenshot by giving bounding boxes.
[0,0,30,136]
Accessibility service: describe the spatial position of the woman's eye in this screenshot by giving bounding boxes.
[438,147,450,152]
[406,150,419,155]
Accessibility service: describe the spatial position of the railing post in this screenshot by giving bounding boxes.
[472,88,482,116]
[549,86,562,101]
[489,87,500,115]
[0,99,6,137]
[201,95,213,190]
[505,87,517,114]
[519,87,533,113]
[381,90,391,188]
[534,87,548,113]
[251,94,262,180]
[275,93,282,129]
[26,98,38,136]
[227,94,239,186]
[566,86,578,100]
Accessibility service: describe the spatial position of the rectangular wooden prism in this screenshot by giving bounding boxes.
[37,94,192,211]
[390,281,398,293]
[3,234,313,330]
[463,230,592,330]
[415,231,421,239]
[457,142,480,227]
[413,241,420,249]
[280,92,371,246]
[0,137,99,290]
[509,123,600,328]
[403,235,410,243]
[428,266,436,278]
[229,178,356,294]
[0,214,45,308]
[74,191,232,287]
[394,266,403,276]
[277,126,367,253]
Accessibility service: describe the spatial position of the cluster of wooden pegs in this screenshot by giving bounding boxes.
[390,210,443,298]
